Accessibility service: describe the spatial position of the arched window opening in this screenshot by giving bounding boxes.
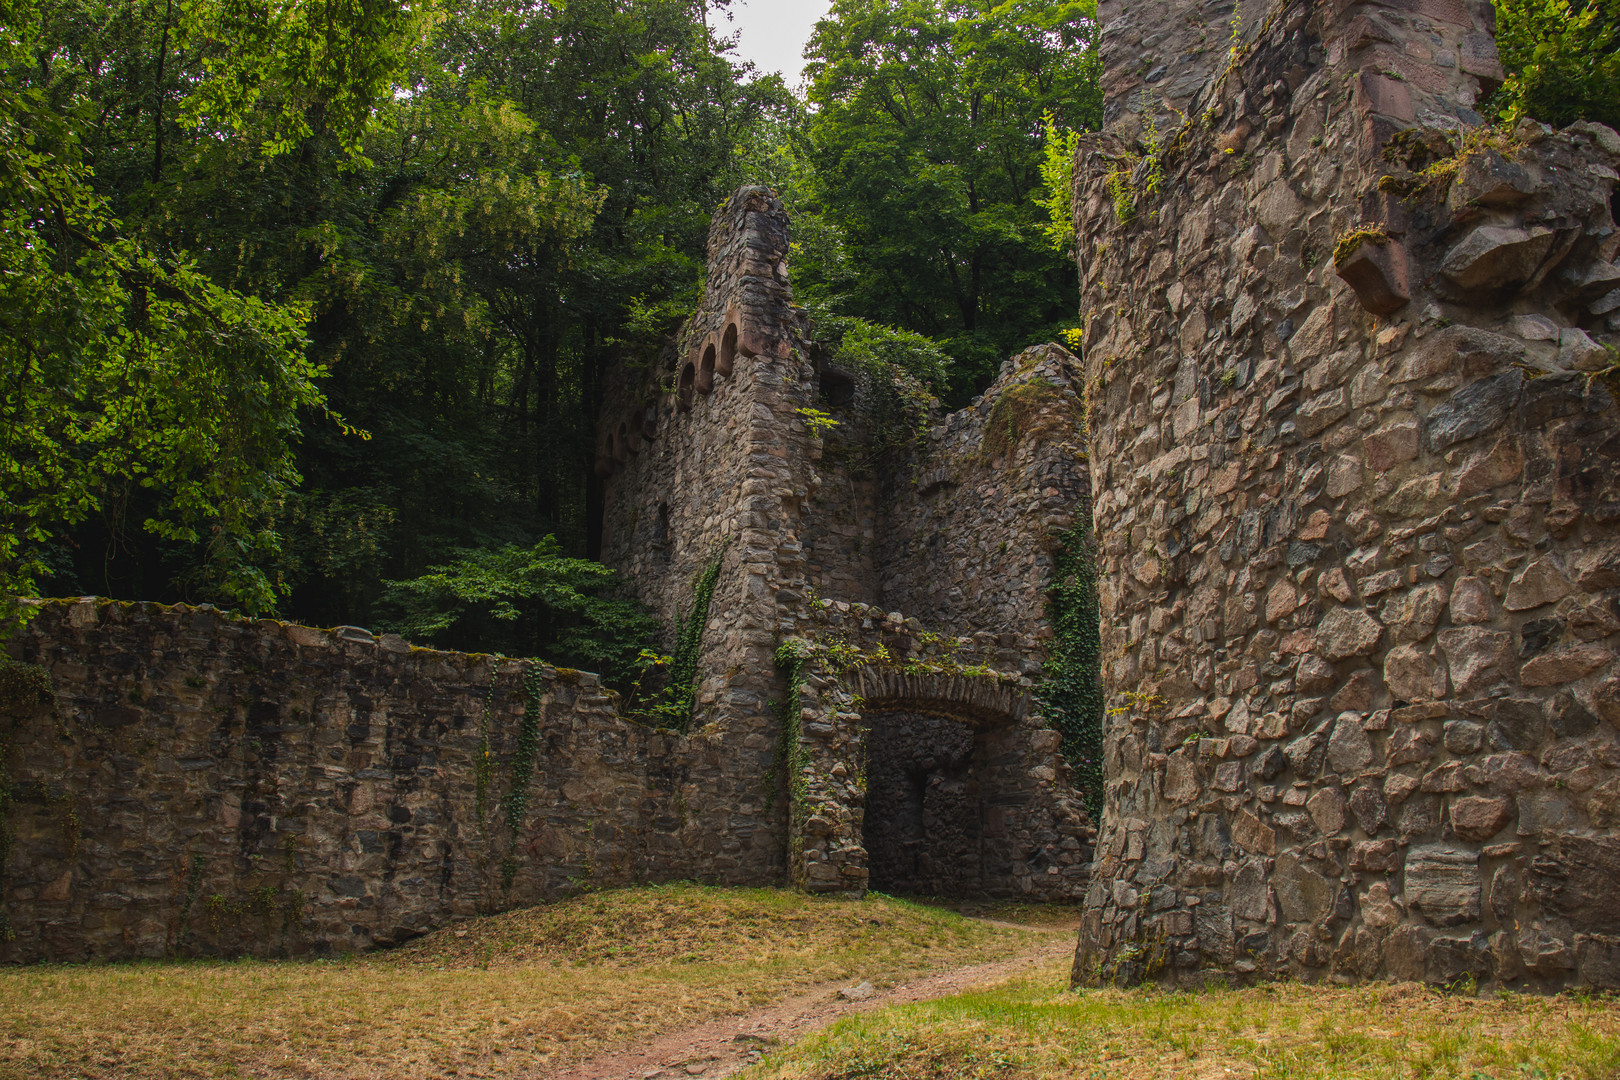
[718,322,739,377]
[697,343,717,394]
[818,369,856,408]
[678,362,696,412]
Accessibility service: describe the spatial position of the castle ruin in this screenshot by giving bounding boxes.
[3,0,1620,996]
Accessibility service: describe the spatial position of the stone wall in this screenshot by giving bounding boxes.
[1072,0,1620,990]
[772,601,1093,899]
[1,599,773,962]
[876,344,1091,641]
[597,193,1097,901]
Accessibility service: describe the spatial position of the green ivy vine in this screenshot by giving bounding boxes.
[769,639,812,880]
[654,540,729,733]
[1035,518,1105,819]
[499,660,548,889]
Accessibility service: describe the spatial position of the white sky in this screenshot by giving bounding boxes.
[722,0,834,85]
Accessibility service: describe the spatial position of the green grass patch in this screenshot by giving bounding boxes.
[743,959,1620,1080]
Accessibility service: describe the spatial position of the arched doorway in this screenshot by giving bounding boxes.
[845,669,1051,900]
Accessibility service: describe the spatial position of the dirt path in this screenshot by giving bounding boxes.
[539,925,1075,1080]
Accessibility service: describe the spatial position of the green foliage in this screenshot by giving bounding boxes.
[1493,0,1620,129]
[1037,111,1082,252]
[375,538,661,688]
[643,542,729,733]
[177,0,436,163]
[11,0,787,636]
[499,660,548,889]
[1036,519,1104,819]
[816,315,948,462]
[770,638,813,874]
[796,408,842,438]
[802,0,1103,405]
[0,0,338,629]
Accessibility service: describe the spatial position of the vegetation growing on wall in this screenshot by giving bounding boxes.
[642,542,728,734]
[816,316,949,465]
[770,638,813,879]
[1036,520,1105,819]
[374,538,662,690]
[499,661,551,889]
[980,380,1085,461]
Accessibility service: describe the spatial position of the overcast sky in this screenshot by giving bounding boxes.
[723,0,833,85]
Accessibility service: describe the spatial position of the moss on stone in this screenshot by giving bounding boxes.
[1331,227,1390,268]
[0,658,52,714]
[980,380,1083,460]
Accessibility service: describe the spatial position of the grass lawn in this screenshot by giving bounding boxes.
[742,957,1620,1080]
[0,884,1045,1079]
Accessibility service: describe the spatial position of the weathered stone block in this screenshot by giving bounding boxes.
[1317,608,1383,661]
[1337,239,1411,315]
[1438,627,1515,694]
[1404,846,1482,927]
[1440,226,1556,292]
[1451,795,1513,842]
[1425,370,1524,454]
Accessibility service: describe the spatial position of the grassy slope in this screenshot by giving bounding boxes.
[0,885,1045,1080]
[743,959,1620,1080]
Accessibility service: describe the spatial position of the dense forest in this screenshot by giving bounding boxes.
[1,0,1615,679]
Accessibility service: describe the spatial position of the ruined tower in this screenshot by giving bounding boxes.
[1073,0,1620,988]
[597,188,1097,900]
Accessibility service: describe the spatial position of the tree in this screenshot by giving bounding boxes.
[802,0,1101,404]
[1493,0,1620,131]
[0,0,334,631]
[17,0,786,640]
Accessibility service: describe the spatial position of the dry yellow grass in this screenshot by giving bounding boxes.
[0,884,1045,1079]
[742,957,1620,1080]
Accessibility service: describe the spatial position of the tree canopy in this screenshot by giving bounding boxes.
[798,0,1101,404]
[3,0,1593,678]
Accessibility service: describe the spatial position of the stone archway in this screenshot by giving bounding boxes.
[843,669,1083,900]
[852,671,1027,899]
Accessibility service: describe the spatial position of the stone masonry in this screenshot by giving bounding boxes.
[1,598,768,961]
[1072,0,1620,989]
[597,190,1096,901]
[1,188,1099,962]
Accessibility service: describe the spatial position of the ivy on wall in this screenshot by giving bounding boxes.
[1036,519,1105,819]
[770,639,812,883]
[500,660,550,889]
[652,540,729,734]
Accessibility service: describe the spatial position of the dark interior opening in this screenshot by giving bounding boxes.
[818,369,856,408]
[677,362,696,411]
[698,344,717,394]
[860,709,1025,898]
[719,322,738,375]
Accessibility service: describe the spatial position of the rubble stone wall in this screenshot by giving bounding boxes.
[1072,0,1620,990]
[1,600,763,962]
[875,344,1091,641]
[773,601,1093,899]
